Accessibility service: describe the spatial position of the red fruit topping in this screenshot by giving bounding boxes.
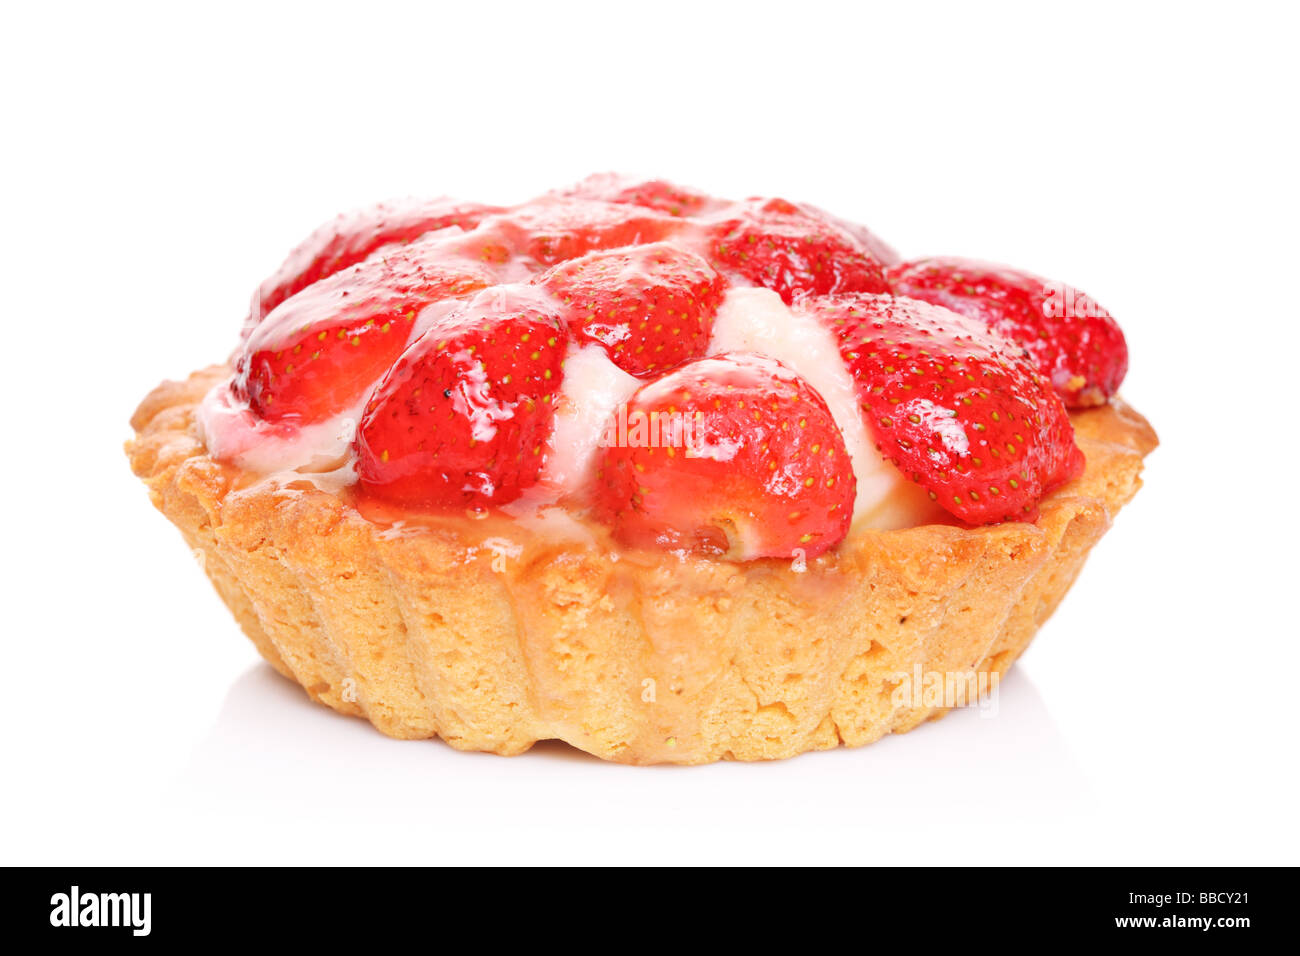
[803,293,1083,524]
[556,173,720,217]
[234,238,495,423]
[355,286,568,508]
[705,198,890,304]
[537,243,726,378]
[886,257,1128,407]
[497,199,679,267]
[250,197,504,323]
[438,223,517,268]
[797,202,902,267]
[593,353,855,559]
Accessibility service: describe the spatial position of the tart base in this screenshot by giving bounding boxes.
[128,367,1157,764]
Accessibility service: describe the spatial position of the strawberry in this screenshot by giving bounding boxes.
[355,286,568,508]
[796,202,902,267]
[886,257,1128,407]
[536,243,726,378]
[234,237,496,423]
[555,173,720,217]
[802,293,1083,524]
[705,198,889,304]
[497,199,680,267]
[249,197,504,324]
[592,353,855,559]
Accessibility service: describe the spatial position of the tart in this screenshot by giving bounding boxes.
[127,175,1157,764]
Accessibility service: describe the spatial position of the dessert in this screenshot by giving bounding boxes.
[127,175,1157,764]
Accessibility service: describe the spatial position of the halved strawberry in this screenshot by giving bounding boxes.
[249,197,504,324]
[536,243,726,378]
[886,257,1128,407]
[802,293,1083,524]
[555,173,721,217]
[705,198,889,304]
[496,199,680,267]
[234,238,495,423]
[592,353,856,559]
[355,286,568,508]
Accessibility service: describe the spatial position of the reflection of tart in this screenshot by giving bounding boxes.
[128,175,1156,764]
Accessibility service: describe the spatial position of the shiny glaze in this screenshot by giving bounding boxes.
[205,176,1113,552]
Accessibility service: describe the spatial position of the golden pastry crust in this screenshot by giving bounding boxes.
[127,366,1157,764]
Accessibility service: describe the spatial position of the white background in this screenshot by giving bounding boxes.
[3,1,1297,865]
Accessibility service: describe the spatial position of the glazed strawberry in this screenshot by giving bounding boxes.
[557,173,719,217]
[705,198,889,304]
[497,199,680,266]
[537,243,726,378]
[355,286,567,508]
[886,257,1128,407]
[234,238,495,423]
[593,353,855,559]
[803,293,1083,524]
[250,197,504,323]
[798,202,901,267]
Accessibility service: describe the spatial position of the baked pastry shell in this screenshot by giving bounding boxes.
[128,366,1157,764]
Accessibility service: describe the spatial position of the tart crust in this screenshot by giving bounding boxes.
[128,366,1157,764]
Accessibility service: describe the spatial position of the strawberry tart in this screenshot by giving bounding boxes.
[127,174,1156,764]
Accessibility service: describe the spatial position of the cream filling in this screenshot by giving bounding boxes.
[196,383,362,479]
[539,342,642,492]
[707,287,929,528]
